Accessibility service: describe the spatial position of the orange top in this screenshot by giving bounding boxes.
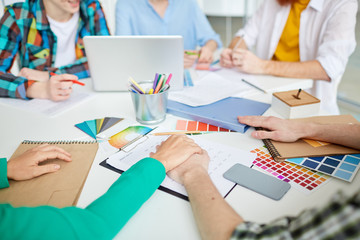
[272,0,311,62]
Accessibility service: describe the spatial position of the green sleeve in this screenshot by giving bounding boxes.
[0,157,166,239]
[0,158,9,189]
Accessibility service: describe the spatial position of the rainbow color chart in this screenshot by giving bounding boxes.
[176,120,232,132]
[252,146,330,194]
[108,126,153,149]
[286,154,360,182]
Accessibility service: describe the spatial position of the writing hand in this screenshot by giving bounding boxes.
[26,73,77,101]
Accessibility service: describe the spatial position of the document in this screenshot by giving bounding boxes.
[169,71,253,107]
[0,91,94,117]
[106,135,256,199]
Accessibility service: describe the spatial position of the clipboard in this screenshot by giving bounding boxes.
[99,133,255,201]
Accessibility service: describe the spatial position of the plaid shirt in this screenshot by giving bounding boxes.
[0,0,109,99]
[231,190,360,239]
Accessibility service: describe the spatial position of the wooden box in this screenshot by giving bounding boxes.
[272,90,320,119]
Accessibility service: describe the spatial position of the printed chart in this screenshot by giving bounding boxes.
[252,146,331,194]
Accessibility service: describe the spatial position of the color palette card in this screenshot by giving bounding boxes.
[176,119,233,132]
[108,126,153,149]
[252,146,331,194]
[75,117,123,139]
[286,154,360,182]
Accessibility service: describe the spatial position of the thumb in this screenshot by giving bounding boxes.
[33,164,61,177]
[251,130,276,140]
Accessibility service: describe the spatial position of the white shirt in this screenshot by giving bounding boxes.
[47,12,79,68]
[236,0,357,114]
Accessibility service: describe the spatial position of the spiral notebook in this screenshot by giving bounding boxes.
[0,140,98,207]
[260,115,360,162]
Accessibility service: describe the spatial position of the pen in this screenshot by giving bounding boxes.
[153,73,159,90]
[154,75,165,94]
[232,35,244,53]
[185,51,200,57]
[129,83,143,94]
[241,79,267,94]
[152,131,203,136]
[211,59,220,66]
[49,72,85,86]
[165,73,172,85]
[129,77,145,94]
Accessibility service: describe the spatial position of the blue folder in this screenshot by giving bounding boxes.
[167,97,270,133]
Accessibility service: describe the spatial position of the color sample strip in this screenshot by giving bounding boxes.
[251,146,330,194]
[176,120,232,132]
[108,126,153,149]
[303,139,330,147]
[75,117,124,139]
[286,154,360,182]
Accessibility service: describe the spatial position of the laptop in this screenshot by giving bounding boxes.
[83,36,184,91]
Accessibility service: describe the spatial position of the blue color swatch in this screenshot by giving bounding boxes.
[286,154,360,182]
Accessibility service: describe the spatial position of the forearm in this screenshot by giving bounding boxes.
[304,123,360,150]
[0,158,165,239]
[184,168,243,240]
[0,73,30,99]
[203,40,218,53]
[263,60,330,81]
[54,58,90,79]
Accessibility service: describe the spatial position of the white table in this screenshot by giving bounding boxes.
[1,74,358,240]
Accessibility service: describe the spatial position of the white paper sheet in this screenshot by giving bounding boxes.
[0,91,94,117]
[168,71,254,107]
[106,135,256,198]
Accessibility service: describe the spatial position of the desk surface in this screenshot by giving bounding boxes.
[1,74,358,240]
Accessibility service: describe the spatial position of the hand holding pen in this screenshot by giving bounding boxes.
[26,73,79,101]
[184,50,199,68]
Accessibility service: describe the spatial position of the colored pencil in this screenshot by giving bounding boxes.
[129,77,145,94]
[152,131,203,136]
[165,73,173,85]
[154,75,164,93]
[49,72,85,86]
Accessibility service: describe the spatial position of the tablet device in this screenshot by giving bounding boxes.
[84,36,184,91]
[223,164,291,200]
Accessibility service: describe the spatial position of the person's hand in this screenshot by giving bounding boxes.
[167,149,210,185]
[150,135,202,172]
[238,116,308,142]
[184,51,199,68]
[232,49,266,74]
[198,46,214,63]
[7,144,72,181]
[26,73,77,101]
[19,68,50,82]
[220,48,235,68]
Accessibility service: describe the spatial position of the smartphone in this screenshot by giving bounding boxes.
[223,164,291,200]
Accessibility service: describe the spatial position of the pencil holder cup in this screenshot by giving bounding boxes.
[130,81,169,125]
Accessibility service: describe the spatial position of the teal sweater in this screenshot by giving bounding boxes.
[0,157,166,239]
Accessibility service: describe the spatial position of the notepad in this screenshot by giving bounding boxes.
[167,97,270,133]
[0,140,98,207]
[261,115,360,161]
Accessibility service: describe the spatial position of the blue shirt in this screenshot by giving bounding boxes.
[115,0,222,50]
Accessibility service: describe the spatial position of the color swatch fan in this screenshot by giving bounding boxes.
[75,117,123,139]
[286,154,360,182]
[252,146,331,194]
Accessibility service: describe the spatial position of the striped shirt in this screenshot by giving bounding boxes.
[0,0,109,99]
[231,191,360,239]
